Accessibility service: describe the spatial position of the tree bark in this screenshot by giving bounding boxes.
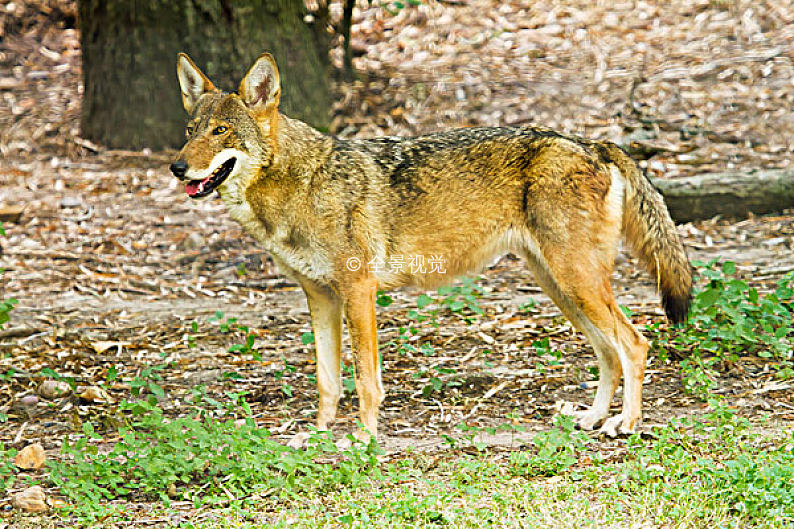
[341,0,354,82]
[651,169,794,223]
[78,0,331,150]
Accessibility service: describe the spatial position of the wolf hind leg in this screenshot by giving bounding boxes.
[519,242,648,435]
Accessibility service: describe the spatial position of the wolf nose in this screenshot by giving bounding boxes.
[170,160,188,179]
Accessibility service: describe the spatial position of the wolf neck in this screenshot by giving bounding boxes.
[271,114,332,179]
[223,113,331,250]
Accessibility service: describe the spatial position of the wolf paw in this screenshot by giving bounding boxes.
[570,409,608,431]
[599,414,638,438]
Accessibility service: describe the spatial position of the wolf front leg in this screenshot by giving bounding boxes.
[341,275,383,442]
[300,280,343,432]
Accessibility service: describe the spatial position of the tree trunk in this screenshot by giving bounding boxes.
[341,0,354,82]
[78,0,331,150]
[651,169,794,223]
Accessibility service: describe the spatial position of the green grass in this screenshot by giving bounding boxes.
[183,406,794,529]
[29,396,794,528]
[176,410,794,529]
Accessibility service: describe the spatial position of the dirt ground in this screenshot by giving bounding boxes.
[1,0,794,514]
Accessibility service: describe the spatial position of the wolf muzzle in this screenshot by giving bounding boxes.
[170,160,188,180]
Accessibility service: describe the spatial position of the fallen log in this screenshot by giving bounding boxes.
[650,169,794,223]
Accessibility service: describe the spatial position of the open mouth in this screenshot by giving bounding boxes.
[185,158,236,198]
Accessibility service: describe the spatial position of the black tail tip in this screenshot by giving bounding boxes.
[662,292,691,326]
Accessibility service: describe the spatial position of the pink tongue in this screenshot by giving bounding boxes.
[185,181,200,196]
[185,176,211,197]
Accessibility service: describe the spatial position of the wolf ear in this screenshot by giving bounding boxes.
[176,53,216,114]
[239,53,281,112]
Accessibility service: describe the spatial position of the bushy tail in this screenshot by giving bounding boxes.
[604,143,693,324]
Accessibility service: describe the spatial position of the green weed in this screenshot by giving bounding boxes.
[0,443,17,492]
[653,261,793,398]
[386,277,485,358]
[532,336,563,373]
[0,222,17,330]
[272,356,297,397]
[47,396,382,522]
[201,311,260,359]
[508,415,591,477]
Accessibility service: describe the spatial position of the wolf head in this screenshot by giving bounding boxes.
[170,53,281,199]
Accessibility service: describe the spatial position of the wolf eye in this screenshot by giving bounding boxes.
[212,126,228,135]
[185,125,194,138]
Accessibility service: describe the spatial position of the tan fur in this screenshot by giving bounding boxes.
[171,53,692,441]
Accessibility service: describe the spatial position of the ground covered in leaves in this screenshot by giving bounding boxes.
[1,0,793,527]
